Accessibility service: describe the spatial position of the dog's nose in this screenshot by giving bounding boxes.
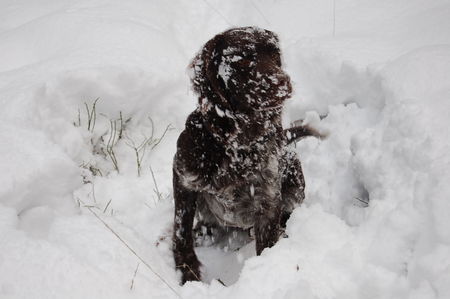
[279,72,292,91]
[272,70,292,98]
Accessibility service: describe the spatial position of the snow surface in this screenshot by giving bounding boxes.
[1,0,450,298]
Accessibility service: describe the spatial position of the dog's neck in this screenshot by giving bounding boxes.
[198,101,283,146]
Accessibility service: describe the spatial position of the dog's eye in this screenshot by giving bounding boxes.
[273,55,282,67]
[233,58,252,70]
[256,50,281,67]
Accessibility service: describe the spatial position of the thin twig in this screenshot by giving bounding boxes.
[126,136,151,177]
[217,278,227,286]
[151,124,172,150]
[85,103,91,130]
[130,263,140,290]
[125,120,171,176]
[103,199,112,214]
[355,197,369,206]
[85,98,100,132]
[91,98,99,133]
[150,166,162,203]
[107,120,119,172]
[118,112,124,140]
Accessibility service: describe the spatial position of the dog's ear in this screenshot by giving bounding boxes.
[204,34,230,109]
[189,34,230,110]
[189,42,210,101]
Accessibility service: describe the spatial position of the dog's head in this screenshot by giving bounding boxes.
[189,27,292,116]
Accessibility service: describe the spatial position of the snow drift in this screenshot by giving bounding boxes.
[0,0,449,298]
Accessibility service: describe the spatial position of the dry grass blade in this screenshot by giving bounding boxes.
[103,199,112,213]
[151,123,172,150]
[85,97,100,132]
[149,165,162,203]
[79,199,181,298]
[130,263,140,290]
[107,119,120,172]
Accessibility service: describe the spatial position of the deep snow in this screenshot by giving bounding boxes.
[1,0,450,298]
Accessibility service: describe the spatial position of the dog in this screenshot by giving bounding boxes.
[172,27,321,284]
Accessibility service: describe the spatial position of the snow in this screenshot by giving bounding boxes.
[1,0,450,298]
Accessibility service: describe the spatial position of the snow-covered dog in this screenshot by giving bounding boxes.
[172,27,319,284]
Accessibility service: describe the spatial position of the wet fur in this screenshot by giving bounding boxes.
[172,27,315,284]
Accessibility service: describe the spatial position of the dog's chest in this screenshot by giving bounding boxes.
[202,146,281,228]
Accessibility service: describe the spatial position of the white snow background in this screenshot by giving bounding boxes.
[1,0,450,298]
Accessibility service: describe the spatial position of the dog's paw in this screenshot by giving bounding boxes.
[194,223,216,247]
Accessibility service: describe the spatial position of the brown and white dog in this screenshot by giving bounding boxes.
[172,27,320,284]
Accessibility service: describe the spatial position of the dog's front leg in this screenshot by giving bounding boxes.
[254,193,282,255]
[172,171,201,284]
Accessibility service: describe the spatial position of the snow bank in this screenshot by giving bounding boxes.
[1,0,449,298]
